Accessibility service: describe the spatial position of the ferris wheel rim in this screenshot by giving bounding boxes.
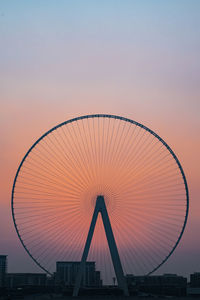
[11,114,189,275]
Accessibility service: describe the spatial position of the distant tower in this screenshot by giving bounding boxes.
[0,255,7,287]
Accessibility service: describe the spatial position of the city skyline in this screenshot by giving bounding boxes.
[1,0,200,283]
[3,254,200,298]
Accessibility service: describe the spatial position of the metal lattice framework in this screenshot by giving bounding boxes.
[11,114,189,284]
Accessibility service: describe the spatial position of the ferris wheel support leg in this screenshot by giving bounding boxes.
[72,203,99,297]
[99,196,129,296]
[73,195,129,297]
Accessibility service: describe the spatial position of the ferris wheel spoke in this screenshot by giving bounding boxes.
[108,152,174,194]
[130,204,186,218]
[125,134,163,176]
[80,119,98,184]
[72,120,94,183]
[39,138,84,183]
[120,128,151,171]
[116,168,183,197]
[128,162,181,190]
[115,147,171,191]
[24,217,83,255]
[115,125,152,175]
[28,216,83,255]
[115,125,156,174]
[19,165,84,194]
[125,208,184,231]
[59,125,93,187]
[121,139,167,179]
[118,208,181,239]
[30,149,88,192]
[109,120,129,168]
[42,217,87,270]
[15,178,83,197]
[30,219,83,259]
[45,131,91,188]
[117,210,176,250]
[114,222,154,274]
[68,122,94,184]
[118,221,173,268]
[104,116,118,167]
[16,205,80,232]
[112,211,183,239]
[102,117,111,167]
[116,220,162,274]
[107,119,122,165]
[122,171,183,193]
[127,155,181,184]
[22,157,87,195]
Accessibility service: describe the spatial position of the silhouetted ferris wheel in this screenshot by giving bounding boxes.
[12,114,189,295]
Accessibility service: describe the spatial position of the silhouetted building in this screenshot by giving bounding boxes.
[55,261,102,287]
[46,274,55,287]
[190,272,200,287]
[187,272,200,296]
[187,287,200,297]
[6,273,47,288]
[126,273,187,296]
[0,255,7,287]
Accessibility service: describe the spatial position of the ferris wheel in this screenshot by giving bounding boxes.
[11,114,189,295]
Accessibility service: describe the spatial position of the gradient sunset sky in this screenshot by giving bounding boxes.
[1,1,200,277]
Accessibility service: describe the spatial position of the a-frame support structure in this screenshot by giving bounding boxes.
[73,195,129,297]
